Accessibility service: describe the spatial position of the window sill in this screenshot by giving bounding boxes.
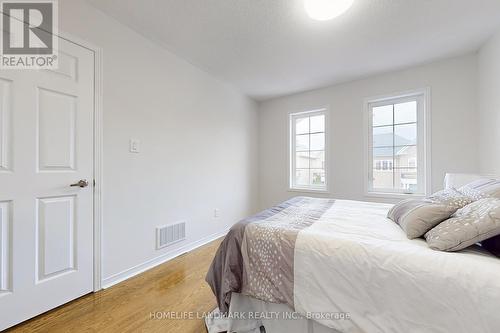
[288,187,330,195]
[365,191,426,200]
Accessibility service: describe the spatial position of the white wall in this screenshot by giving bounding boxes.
[478,29,500,175]
[59,0,259,285]
[258,55,479,209]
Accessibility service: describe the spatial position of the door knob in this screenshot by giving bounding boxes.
[70,179,89,188]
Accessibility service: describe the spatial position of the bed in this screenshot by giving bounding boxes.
[206,175,500,333]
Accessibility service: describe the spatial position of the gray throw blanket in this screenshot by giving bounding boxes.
[206,197,335,313]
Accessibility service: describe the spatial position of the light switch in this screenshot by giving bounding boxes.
[129,139,141,153]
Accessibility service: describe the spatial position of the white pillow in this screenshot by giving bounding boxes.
[444,173,499,190]
[458,178,500,200]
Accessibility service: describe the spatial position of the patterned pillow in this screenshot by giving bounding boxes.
[387,188,473,239]
[482,235,500,257]
[458,178,500,201]
[425,198,500,252]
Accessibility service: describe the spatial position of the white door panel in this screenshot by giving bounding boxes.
[0,78,12,172]
[0,37,94,330]
[37,88,77,171]
[37,195,76,281]
[0,201,12,294]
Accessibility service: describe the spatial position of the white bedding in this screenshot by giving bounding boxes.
[294,200,500,333]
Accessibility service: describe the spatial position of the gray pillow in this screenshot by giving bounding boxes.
[387,188,473,239]
[458,178,500,201]
[425,198,500,252]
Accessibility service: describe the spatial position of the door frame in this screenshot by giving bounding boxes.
[56,31,104,292]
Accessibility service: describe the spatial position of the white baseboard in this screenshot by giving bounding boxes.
[101,228,229,289]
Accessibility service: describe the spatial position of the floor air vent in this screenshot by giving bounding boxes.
[156,222,186,249]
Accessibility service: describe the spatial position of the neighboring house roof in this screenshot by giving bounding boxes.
[297,134,414,159]
[373,133,414,157]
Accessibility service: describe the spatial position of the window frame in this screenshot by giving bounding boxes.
[289,108,329,193]
[363,89,431,198]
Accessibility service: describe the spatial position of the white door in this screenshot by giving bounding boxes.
[0,36,95,330]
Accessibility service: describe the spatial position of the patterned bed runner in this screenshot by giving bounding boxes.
[206,197,334,312]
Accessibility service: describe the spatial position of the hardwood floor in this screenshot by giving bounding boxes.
[7,238,223,333]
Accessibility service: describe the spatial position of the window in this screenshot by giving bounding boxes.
[365,90,429,196]
[377,160,393,171]
[290,109,327,191]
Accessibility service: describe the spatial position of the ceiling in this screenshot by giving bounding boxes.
[88,0,500,101]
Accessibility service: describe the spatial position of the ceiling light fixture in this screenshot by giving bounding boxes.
[304,0,354,21]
